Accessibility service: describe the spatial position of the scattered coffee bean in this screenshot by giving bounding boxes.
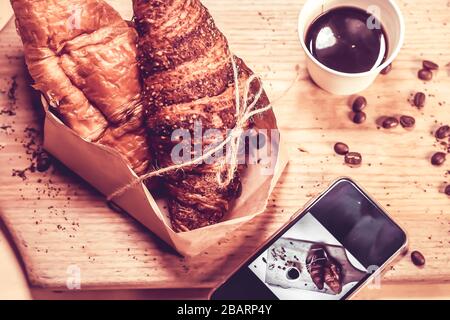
[345,152,362,166]
[352,111,366,124]
[380,63,392,75]
[334,142,349,155]
[382,117,399,129]
[418,69,433,81]
[352,96,367,112]
[411,251,425,267]
[431,152,446,166]
[435,125,450,140]
[413,92,426,108]
[445,185,450,196]
[36,151,52,172]
[400,115,416,128]
[423,60,439,71]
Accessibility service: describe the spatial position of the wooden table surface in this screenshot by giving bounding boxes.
[0,0,449,299]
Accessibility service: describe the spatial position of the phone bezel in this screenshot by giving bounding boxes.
[209,177,408,300]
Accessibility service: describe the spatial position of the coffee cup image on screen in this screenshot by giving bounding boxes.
[249,213,368,300]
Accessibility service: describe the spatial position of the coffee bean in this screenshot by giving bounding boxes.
[435,125,450,140]
[334,142,349,155]
[345,152,362,166]
[400,115,416,128]
[423,60,439,71]
[418,69,433,81]
[353,112,366,124]
[352,96,367,112]
[380,63,392,75]
[36,151,52,172]
[445,185,450,196]
[382,117,399,129]
[411,251,425,267]
[431,152,446,166]
[413,92,426,108]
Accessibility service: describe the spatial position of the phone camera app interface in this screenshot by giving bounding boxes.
[249,212,367,299]
[248,180,406,300]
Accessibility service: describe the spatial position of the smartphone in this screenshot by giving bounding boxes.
[210,178,408,300]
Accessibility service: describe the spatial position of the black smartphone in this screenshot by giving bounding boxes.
[210,178,408,300]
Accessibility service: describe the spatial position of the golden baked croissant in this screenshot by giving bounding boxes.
[12,0,151,175]
[133,0,270,231]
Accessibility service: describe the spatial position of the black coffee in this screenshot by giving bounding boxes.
[305,7,388,73]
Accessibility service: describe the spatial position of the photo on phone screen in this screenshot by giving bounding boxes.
[249,212,367,299]
[211,178,407,300]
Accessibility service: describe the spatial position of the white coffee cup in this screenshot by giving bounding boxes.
[298,0,405,95]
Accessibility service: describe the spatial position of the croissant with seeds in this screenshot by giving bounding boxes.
[133,0,270,231]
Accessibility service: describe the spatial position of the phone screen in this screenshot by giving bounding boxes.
[211,178,407,300]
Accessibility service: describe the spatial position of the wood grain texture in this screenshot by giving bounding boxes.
[0,0,449,293]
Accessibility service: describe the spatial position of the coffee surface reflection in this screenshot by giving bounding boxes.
[305,7,388,74]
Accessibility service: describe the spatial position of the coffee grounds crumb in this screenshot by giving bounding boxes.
[1,76,18,116]
[10,126,46,181]
[0,124,14,133]
[7,76,18,101]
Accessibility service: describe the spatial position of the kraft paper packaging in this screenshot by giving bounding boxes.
[42,97,289,256]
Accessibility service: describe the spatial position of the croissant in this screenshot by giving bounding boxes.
[133,0,270,231]
[306,245,327,290]
[323,257,343,294]
[12,0,151,175]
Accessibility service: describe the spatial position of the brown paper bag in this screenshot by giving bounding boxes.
[42,96,289,256]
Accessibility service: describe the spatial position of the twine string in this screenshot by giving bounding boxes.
[107,55,272,201]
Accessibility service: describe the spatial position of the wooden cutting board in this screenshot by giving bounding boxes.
[0,2,13,32]
[0,0,449,291]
